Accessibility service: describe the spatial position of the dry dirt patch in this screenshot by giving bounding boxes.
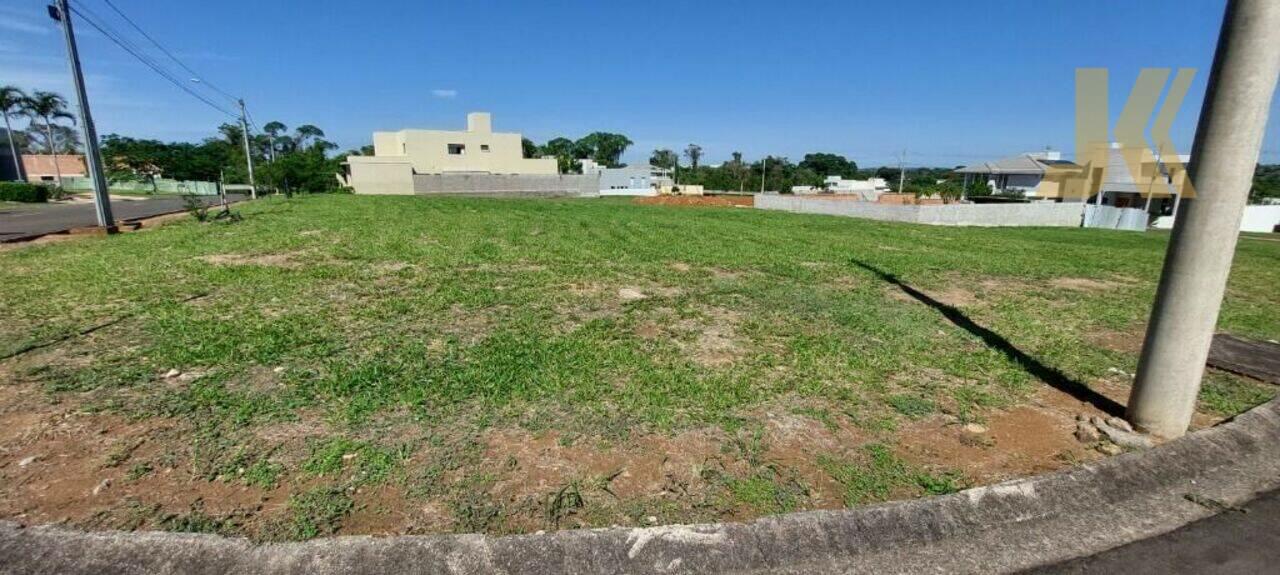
[199,252,303,268]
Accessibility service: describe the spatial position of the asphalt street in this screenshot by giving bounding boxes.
[1028,489,1280,574]
[0,193,248,241]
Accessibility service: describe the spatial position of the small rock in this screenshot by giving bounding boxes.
[1096,420,1154,450]
[1074,422,1101,443]
[618,288,647,302]
[163,369,181,379]
[18,455,38,467]
[645,516,658,525]
[342,453,358,461]
[273,366,285,373]
[961,423,988,434]
[1096,443,1123,456]
[1106,417,1134,433]
[92,478,112,496]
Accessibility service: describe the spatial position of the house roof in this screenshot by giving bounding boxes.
[955,154,1079,175]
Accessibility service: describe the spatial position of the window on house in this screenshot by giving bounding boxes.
[480,144,490,152]
[448,144,466,155]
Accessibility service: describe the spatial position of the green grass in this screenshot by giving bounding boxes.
[1,194,1276,538]
[818,444,965,505]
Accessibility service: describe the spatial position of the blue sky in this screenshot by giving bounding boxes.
[3,0,1278,167]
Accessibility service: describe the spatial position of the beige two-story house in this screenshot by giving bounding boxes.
[342,113,558,195]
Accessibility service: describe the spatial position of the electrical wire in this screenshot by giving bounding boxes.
[98,0,240,105]
[67,3,238,118]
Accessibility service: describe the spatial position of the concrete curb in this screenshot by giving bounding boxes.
[3,398,1279,574]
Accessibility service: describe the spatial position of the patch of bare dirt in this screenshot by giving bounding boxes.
[886,285,978,308]
[1048,277,1127,292]
[676,307,747,367]
[199,252,303,268]
[896,389,1103,485]
[0,395,276,530]
[1087,325,1146,354]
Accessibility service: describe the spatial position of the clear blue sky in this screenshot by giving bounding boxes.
[3,0,1278,167]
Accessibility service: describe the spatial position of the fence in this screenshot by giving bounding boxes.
[754,195,1088,227]
[412,173,600,197]
[60,177,220,195]
[1083,204,1149,231]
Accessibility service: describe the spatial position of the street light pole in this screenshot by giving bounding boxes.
[238,98,256,199]
[50,0,113,229]
[1127,0,1280,438]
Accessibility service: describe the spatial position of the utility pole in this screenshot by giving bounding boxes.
[238,98,256,199]
[898,149,906,193]
[1128,0,1280,438]
[760,157,768,194]
[50,0,113,229]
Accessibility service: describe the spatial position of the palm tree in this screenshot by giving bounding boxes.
[0,86,29,180]
[24,91,75,187]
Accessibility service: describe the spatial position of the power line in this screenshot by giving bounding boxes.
[97,0,240,105]
[68,4,237,118]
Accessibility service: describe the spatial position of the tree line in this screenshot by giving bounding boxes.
[2,84,351,194]
[521,132,634,174]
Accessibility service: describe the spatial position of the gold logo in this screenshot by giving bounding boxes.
[1051,68,1197,200]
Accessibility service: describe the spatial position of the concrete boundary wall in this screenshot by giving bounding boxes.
[756,194,1088,227]
[413,173,599,197]
[3,398,1279,574]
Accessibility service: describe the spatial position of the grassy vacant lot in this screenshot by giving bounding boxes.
[1,195,1276,539]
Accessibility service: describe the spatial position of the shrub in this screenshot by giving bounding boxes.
[0,182,50,203]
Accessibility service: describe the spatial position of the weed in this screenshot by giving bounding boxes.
[818,443,964,505]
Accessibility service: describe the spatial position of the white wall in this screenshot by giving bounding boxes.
[1152,205,1280,233]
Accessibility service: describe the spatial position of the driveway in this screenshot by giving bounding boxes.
[0,194,249,241]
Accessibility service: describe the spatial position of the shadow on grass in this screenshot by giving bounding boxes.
[852,259,1126,418]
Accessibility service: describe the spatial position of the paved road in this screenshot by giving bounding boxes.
[1028,489,1280,574]
[0,194,248,241]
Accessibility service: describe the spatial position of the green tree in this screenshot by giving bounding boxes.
[799,153,857,178]
[294,125,325,151]
[262,121,287,161]
[522,137,540,159]
[683,143,703,169]
[100,135,166,193]
[23,91,76,186]
[649,148,678,170]
[575,132,632,167]
[542,137,583,173]
[0,85,27,179]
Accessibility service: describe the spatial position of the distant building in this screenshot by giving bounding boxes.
[593,163,673,196]
[955,146,1189,214]
[791,176,890,200]
[342,112,559,195]
[0,128,21,181]
[21,154,86,184]
[954,150,1078,198]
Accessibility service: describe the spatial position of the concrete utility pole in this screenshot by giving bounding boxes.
[238,98,256,199]
[898,149,906,193]
[1128,0,1280,438]
[760,157,768,193]
[51,0,113,229]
